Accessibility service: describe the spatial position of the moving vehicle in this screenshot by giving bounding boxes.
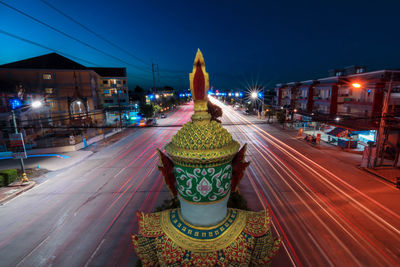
[146,118,156,126]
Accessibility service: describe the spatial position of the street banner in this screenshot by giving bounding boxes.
[10,133,27,159]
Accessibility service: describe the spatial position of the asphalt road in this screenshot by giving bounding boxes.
[0,100,399,267]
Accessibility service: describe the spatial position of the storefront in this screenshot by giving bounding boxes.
[351,130,376,145]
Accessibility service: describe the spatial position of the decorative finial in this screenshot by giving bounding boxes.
[189,49,209,101]
[189,49,210,123]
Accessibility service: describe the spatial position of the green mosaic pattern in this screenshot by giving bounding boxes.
[174,162,232,203]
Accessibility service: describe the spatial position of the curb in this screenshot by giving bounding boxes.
[358,166,396,186]
[0,181,36,204]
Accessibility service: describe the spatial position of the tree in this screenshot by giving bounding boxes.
[163,86,174,91]
[129,85,146,103]
[140,104,154,119]
[153,104,161,114]
[276,110,286,126]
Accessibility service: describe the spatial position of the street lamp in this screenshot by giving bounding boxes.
[31,100,42,108]
[8,98,43,183]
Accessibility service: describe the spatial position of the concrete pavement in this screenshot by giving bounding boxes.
[0,150,93,204]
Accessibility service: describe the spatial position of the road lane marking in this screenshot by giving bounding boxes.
[85,238,106,267]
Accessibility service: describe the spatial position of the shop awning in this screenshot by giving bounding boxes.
[327,127,347,137]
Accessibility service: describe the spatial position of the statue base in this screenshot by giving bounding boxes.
[132,208,281,266]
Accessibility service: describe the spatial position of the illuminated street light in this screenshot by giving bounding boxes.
[294,109,297,113]
[251,92,258,99]
[235,92,239,97]
[352,83,361,88]
[31,100,42,108]
[335,117,340,121]
[155,94,160,99]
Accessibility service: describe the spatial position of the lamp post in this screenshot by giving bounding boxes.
[10,109,29,183]
[9,99,43,183]
[352,76,393,167]
[250,91,259,117]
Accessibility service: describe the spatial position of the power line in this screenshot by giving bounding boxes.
[0,29,100,67]
[0,1,152,74]
[39,0,150,66]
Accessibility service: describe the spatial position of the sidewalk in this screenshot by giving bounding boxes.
[0,181,36,204]
[0,150,93,204]
[0,127,133,204]
[362,166,400,186]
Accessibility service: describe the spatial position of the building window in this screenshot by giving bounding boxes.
[105,100,113,103]
[43,74,52,80]
[123,80,126,85]
[356,68,365,74]
[48,100,57,108]
[103,80,108,84]
[45,88,53,94]
[117,80,122,84]
[335,71,342,76]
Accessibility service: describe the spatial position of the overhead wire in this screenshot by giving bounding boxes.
[0,0,152,75]
[39,0,150,66]
[0,29,100,67]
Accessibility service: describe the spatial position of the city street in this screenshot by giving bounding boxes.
[0,101,399,266]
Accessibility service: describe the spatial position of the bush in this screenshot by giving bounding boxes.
[0,169,18,186]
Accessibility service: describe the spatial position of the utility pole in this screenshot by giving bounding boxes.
[152,62,158,92]
[375,72,393,167]
[117,92,122,129]
[11,109,29,183]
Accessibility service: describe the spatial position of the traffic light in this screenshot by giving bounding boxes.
[8,98,22,110]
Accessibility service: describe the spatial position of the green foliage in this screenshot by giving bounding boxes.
[0,169,18,186]
[139,104,154,119]
[153,104,162,114]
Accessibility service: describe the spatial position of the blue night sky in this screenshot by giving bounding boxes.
[1,0,400,91]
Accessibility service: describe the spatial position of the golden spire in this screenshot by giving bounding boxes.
[189,49,211,123]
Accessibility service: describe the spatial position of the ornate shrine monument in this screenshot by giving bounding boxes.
[132,49,281,266]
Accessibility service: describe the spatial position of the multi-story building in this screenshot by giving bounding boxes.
[275,67,400,120]
[274,67,400,160]
[0,53,129,147]
[90,68,130,125]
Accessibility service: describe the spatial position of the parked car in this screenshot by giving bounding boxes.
[160,113,166,118]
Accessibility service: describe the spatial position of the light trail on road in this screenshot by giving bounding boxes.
[210,96,400,266]
[0,104,193,267]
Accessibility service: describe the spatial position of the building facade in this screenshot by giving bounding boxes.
[0,53,128,148]
[274,67,400,164]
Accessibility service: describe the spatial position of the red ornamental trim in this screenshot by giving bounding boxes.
[193,60,205,100]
